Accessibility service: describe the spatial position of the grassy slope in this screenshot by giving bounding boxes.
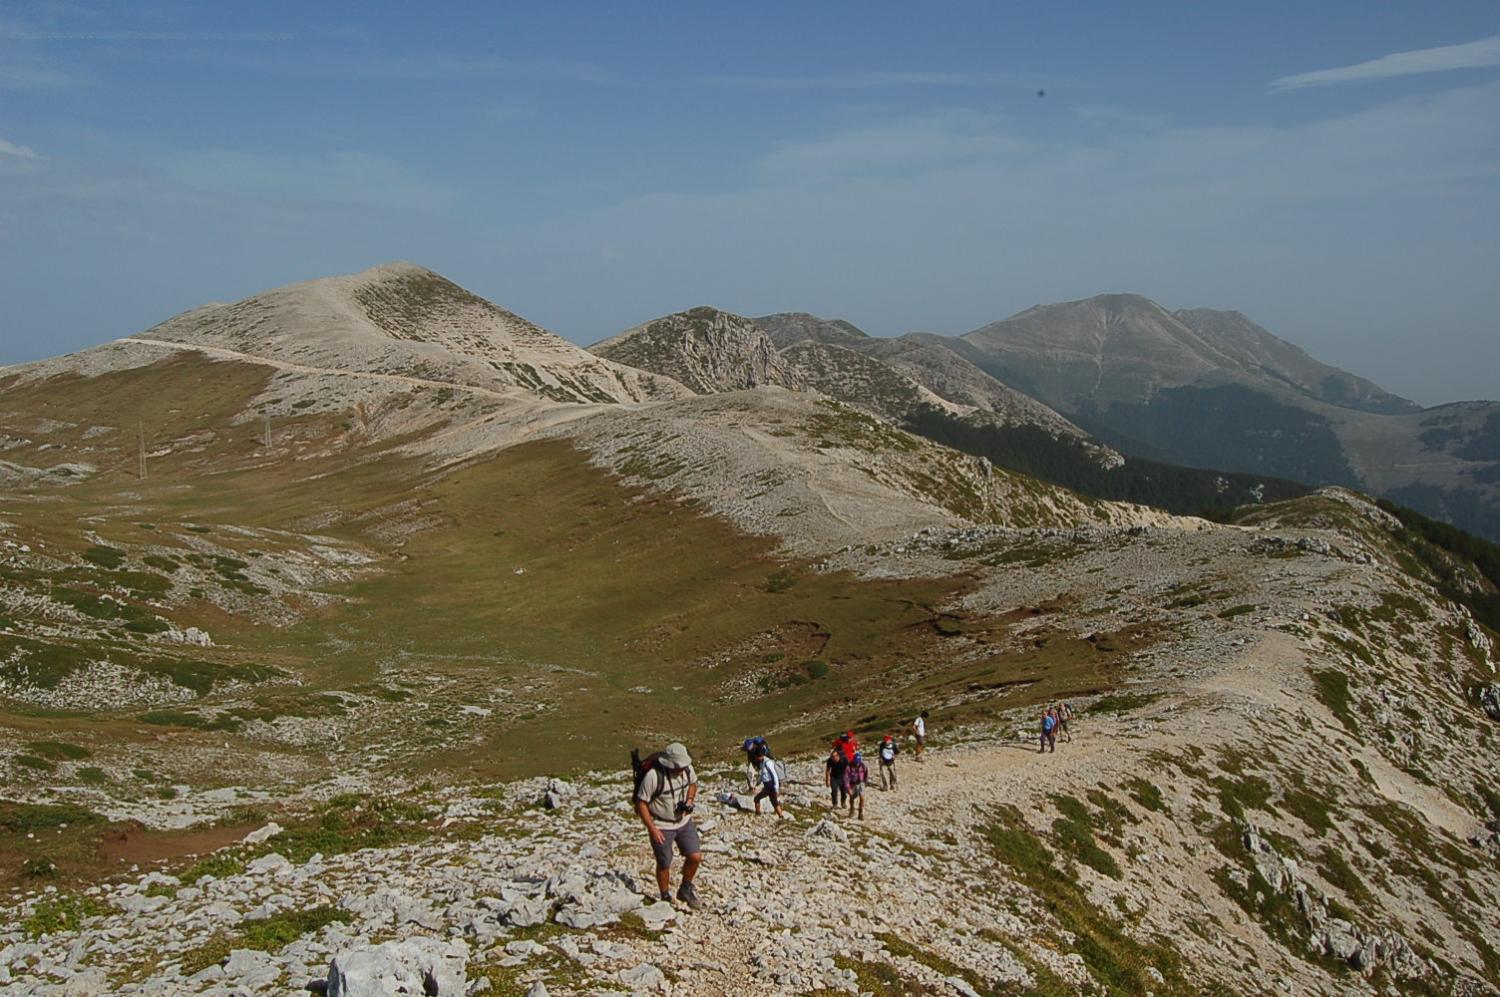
[2,355,1143,789]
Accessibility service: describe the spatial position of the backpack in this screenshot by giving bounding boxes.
[880,742,896,762]
[630,749,666,804]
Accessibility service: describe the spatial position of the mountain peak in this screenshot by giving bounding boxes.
[121,265,689,406]
[752,312,869,350]
[590,307,803,394]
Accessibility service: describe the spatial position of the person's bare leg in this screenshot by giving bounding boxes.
[681,852,702,885]
[655,865,671,896]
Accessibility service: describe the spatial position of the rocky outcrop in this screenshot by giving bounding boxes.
[1235,822,1421,979]
[779,341,950,424]
[752,312,869,350]
[1480,682,1500,722]
[325,937,467,996]
[589,307,804,395]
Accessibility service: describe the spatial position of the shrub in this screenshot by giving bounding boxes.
[27,741,91,761]
[180,854,245,883]
[764,567,797,593]
[22,894,109,938]
[82,545,125,570]
[0,801,104,833]
[1310,668,1359,733]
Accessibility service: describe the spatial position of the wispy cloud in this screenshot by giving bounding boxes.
[0,137,39,159]
[701,70,1040,91]
[0,52,84,89]
[159,149,458,213]
[1272,34,1500,91]
[0,25,291,42]
[755,110,1035,179]
[192,50,614,84]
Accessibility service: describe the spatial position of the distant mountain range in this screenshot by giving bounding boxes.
[585,293,1496,538]
[929,293,1498,540]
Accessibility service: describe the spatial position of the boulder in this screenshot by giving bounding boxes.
[327,937,468,996]
[618,963,666,992]
[1479,683,1500,722]
[242,822,284,846]
[499,896,550,928]
[805,818,849,843]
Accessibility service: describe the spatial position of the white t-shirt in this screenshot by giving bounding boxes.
[914,716,926,738]
[758,758,780,790]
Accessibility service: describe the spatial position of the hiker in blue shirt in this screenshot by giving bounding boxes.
[1039,708,1057,753]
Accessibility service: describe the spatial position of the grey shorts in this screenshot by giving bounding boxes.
[847,782,863,799]
[650,821,701,870]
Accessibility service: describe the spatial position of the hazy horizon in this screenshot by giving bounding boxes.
[2,2,1497,406]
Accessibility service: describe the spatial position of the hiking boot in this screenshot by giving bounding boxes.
[659,890,672,904]
[676,881,702,910]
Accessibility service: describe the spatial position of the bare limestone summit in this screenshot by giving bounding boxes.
[123,261,690,406]
[589,307,804,394]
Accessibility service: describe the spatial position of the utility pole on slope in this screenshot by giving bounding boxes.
[137,422,146,480]
[262,409,272,450]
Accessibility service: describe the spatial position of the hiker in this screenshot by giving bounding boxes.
[753,749,785,819]
[824,746,848,810]
[877,733,899,790]
[741,735,771,792]
[1039,708,1057,753]
[912,711,928,761]
[844,751,869,820]
[633,741,703,909]
[1057,702,1074,744]
[835,729,858,762]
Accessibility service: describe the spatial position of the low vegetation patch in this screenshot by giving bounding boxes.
[1124,777,1165,813]
[0,801,104,833]
[1310,668,1359,734]
[985,805,1193,995]
[832,955,923,996]
[1050,794,1122,878]
[181,905,350,975]
[1089,690,1163,714]
[179,854,245,884]
[81,545,125,570]
[26,740,91,761]
[22,893,110,938]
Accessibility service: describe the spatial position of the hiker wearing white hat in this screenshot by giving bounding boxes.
[633,741,703,909]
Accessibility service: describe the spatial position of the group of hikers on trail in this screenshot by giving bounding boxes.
[630,711,931,909]
[1039,701,1074,753]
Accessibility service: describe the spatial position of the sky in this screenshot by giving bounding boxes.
[1,2,1498,405]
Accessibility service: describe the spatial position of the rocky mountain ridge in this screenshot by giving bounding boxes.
[920,292,1498,539]
[2,264,1499,996]
[590,308,802,396]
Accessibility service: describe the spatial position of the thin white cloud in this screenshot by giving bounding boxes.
[159,149,457,213]
[0,138,39,159]
[702,70,1039,90]
[0,52,83,89]
[1272,34,1500,90]
[0,26,292,42]
[755,110,1036,179]
[192,50,614,84]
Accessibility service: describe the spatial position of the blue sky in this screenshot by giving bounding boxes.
[2,2,1498,404]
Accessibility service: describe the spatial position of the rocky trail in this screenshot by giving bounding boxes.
[6,650,1495,997]
[118,338,523,402]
